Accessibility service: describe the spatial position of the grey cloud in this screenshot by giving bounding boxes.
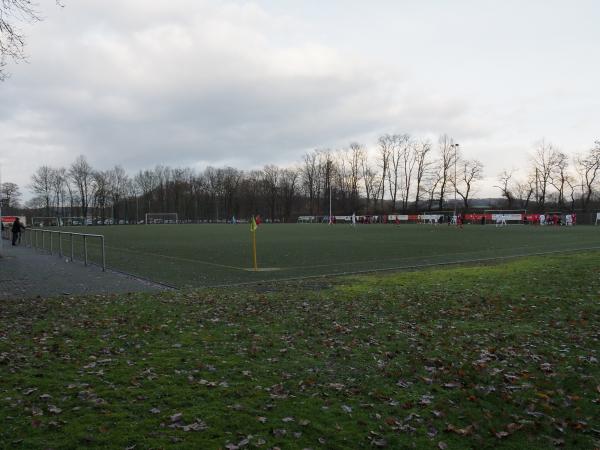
[1,0,477,187]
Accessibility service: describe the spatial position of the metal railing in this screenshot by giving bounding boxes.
[25,228,106,271]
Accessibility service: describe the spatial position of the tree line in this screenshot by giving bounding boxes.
[2,135,599,223]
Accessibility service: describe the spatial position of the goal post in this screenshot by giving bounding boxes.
[145,213,179,224]
[32,216,60,227]
[61,217,86,226]
[483,210,526,224]
[417,210,455,224]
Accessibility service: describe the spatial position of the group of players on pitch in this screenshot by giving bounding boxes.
[422,213,577,227]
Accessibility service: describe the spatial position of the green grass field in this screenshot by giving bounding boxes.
[52,224,600,287]
[1,252,599,448]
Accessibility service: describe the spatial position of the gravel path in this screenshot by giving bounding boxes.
[0,242,168,299]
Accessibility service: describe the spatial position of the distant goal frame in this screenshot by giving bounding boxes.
[32,216,60,227]
[145,213,179,224]
[483,210,527,225]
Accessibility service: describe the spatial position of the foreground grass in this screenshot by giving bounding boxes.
[1,253,599,449]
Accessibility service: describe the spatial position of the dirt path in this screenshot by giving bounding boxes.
[0,242,168,299]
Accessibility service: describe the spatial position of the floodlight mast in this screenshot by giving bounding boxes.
[451,142,459,219]
[329,183,332,224]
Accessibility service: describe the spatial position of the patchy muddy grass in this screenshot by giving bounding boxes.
[1,252,599,448]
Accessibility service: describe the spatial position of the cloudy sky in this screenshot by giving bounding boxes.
[1,0,599,197]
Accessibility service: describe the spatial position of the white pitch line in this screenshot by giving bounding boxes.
[206,246,600,288]
[100,244,248,271]
[282,242,595,270]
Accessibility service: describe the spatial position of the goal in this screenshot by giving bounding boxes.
[145,213,179,224]
[297,215,318,223]
[32,216,60,227]
[483,210,526,225]
[61,216,86,226]
[418,210,455,224]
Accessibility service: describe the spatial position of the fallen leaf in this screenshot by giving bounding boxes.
[48,405,62,414]
[372,438,387,447]
[170,413,183,423]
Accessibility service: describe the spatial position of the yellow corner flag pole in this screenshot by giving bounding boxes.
[250,216,258,270]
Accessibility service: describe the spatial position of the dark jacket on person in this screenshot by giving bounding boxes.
[12,220,25,233]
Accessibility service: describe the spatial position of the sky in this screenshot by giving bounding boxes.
[1,0,599,198]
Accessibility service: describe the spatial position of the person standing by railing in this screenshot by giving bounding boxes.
[11,217,26,246]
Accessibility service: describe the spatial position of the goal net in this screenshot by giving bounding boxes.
[297,215,318,223]
[32,216,60,227]
[418,210,455,224]
[483,210,526,224]
[61,217,86,226]
[145,213,179,224]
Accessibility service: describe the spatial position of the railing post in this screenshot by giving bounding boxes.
[101,236,106,272]
[50,232,53,255]
[42,231,45,252]
[83,235,88,266]
[59,232,63,257]
[70,233,74,262]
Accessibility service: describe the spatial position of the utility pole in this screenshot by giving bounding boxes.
[451,142,459,221]
[328,159,333,225]
[535,167,539,208]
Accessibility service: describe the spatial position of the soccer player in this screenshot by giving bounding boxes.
[11,217,26,246]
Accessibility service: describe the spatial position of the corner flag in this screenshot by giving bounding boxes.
[250,215,258,270]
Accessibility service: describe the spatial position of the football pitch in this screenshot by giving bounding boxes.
[56,223,600,288]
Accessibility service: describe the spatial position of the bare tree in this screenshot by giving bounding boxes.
[413,139,432,209]
[108,166,129,221]
[278,168,299,221]
[399,136,417,211]
[548,150,569,207]
[205,167,225,221]
[495,169,515,208]
[437,134,458,210]
[0,0,48,80]
[318,150,335,216]
[50,167,67,217]
[564,173,578,211]
[574,141,600,210]
[262,165,280,221]
[30,165,53,216]
[453,159,484,209]
[360,149,378,213]
[221,167,242,219]
[1,181,21,208]
[423,165,443,211]
[92,170,110,222]
[348,143,363,211]
[514,174,535,209]
[386,134,414,211]
[376,135,394,211]
[134,169,157,213]
[301,150,320,216]
[69,155,94,219]
[531,139,561,209]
